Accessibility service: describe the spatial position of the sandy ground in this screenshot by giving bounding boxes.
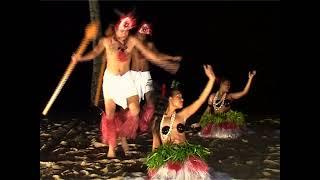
[40,113,279,180]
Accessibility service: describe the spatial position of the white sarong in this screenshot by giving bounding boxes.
[131,71,153,101]
[102,70,139,109]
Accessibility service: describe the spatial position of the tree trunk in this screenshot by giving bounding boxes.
[88,0,102,106]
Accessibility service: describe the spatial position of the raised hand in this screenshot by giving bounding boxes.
[172,56,182,62]
[248,70,256,79]
[203,64,215,80]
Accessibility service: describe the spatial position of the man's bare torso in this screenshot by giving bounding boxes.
[103,36,135,75]
[131,42,153,72]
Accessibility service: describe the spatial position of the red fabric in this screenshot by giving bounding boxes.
[202,122,238,135]
[148,156,209,179]
[139,105,155,132]
[119,111,139,139]
[138,22,152,35]
[167,161,183,172]
[218,122,238,129]
[147,169,157,179]
[100,112,117,147]
[115,13,136,31]
[114,111,125,133]
[100,111,126,146]
[186,156,209,172]
[201,123,213,135]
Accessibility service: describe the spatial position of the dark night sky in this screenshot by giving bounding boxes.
[40,1,279,117]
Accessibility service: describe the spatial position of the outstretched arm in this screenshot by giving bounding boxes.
[180,65,216,120]
[150,43,182,62]
[131,36,181,62]
[72,38,105,62]
[229,70,256,100]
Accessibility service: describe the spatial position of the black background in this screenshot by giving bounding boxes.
[40,1,279,119]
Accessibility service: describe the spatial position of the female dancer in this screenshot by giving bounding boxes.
[198,70,256,139]
[146,65,215,179]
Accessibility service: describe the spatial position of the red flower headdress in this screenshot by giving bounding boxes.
[138,22,152,35]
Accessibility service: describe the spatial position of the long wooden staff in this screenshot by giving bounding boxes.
[42,21,99,116]
[93,57,107,107]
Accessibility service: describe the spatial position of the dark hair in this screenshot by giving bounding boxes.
[220,77,230,83]
[166,88,181,99]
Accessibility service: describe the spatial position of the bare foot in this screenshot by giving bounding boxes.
[107,150,116,158]
[107,146,116,158]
